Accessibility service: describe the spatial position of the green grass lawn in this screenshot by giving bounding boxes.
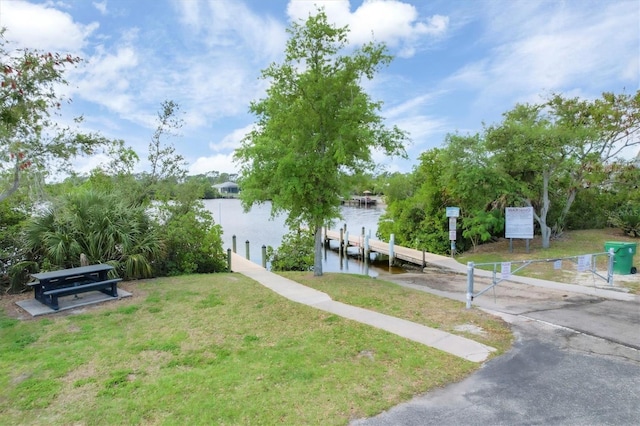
[1,273,511,425]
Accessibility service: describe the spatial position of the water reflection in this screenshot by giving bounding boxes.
[203,199,394,276]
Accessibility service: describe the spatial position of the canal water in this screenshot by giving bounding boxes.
[203,198,392,276]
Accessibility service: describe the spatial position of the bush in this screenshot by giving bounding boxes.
[608,202,640,237]
[21,190,164,282]
[267,230,314,271]
[156,201,227,275]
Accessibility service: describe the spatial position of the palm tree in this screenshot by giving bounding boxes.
[23,189,164,279]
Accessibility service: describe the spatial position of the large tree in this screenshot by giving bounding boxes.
[234,10,407,276]
[0,29,113,203]
[485,91,640,248]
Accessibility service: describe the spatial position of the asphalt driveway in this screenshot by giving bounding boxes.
[351,272,640,425]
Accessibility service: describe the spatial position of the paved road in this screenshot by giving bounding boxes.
[351,272,640,425]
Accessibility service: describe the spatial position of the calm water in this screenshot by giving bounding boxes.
[203,198,389,276]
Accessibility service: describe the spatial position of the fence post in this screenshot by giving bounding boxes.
[608,248,615,286]
[245,240,250,260]
[227,248,232,272]
[466,262,475,309]
[262,245,267,269]
[232,235,237,253]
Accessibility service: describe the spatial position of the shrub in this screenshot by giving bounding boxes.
[267,230,314,271]
[155,201,227,275]
[608,202,640,237]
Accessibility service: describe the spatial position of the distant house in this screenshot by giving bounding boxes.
[214,181,240,195]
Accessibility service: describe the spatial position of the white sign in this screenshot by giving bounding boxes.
[577,254,592,272]
[505,207,534,239]
[446,207,460,218]
[501,262,511,279]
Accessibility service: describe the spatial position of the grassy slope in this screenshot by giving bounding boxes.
[1,273,511,425]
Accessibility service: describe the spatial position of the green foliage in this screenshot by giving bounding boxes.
[565,188,617,230]
[235,9,407,275]
[0,30,119,202]
[608,202,640,237]
[462,210,505,251]
[0,200,26,273]
[484,91,640,248]
[267,229,315,272]
[147,100,187,186]
[156,200,227,275]
[379,172,414,204]
[20,189,163,282]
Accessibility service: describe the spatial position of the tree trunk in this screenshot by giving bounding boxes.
[554,187,577,236]
[540,170,551,248]
[313,225,323,276]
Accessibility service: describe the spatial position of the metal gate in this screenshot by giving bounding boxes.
[465,250,615,308]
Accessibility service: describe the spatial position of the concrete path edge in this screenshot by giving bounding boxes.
[230,253,495,363]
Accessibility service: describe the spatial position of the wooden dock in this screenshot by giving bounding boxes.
[324,229,462,271]
[341,197,377,207]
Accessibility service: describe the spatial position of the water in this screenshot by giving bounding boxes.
[203,198,389,276]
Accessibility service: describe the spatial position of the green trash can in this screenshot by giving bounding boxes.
[604,241,637,275]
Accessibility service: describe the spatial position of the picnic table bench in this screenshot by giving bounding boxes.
[29,264,122,311]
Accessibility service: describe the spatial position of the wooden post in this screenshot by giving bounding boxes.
[389,234,395,267]
[245,240,250,260]
[364,235,370,276]
[227,248,232,272]
[262,245,267,268]
[339,228,344,257]
[324,226,329,248]
[345,230,349,252]
[232,235,237,253]
[361,227,365,259]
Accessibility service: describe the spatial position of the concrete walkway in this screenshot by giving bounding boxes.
[230,253,496,363]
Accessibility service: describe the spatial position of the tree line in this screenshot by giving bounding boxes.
[377,92,640,254]
[3,9,639,290]
[0,31,230,292]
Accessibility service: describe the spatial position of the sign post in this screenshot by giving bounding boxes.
[446,207,460,256]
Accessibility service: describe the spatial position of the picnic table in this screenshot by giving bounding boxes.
[29,264,122,311]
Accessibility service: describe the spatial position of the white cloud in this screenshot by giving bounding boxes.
[443,0,640,117]
[172,0,287,60]
[0,0,98,52]
[92,1,108,15]
[286,0,448,57]
[189,153,238,175]
[393,115,447,147]
[72,45,140,114]
[209,124,254,152]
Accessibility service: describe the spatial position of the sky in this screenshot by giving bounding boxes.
[1,0,638,177]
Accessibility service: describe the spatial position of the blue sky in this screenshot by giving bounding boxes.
[1,0,638,176]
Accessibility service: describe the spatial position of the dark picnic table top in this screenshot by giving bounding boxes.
[31,264,114,282]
